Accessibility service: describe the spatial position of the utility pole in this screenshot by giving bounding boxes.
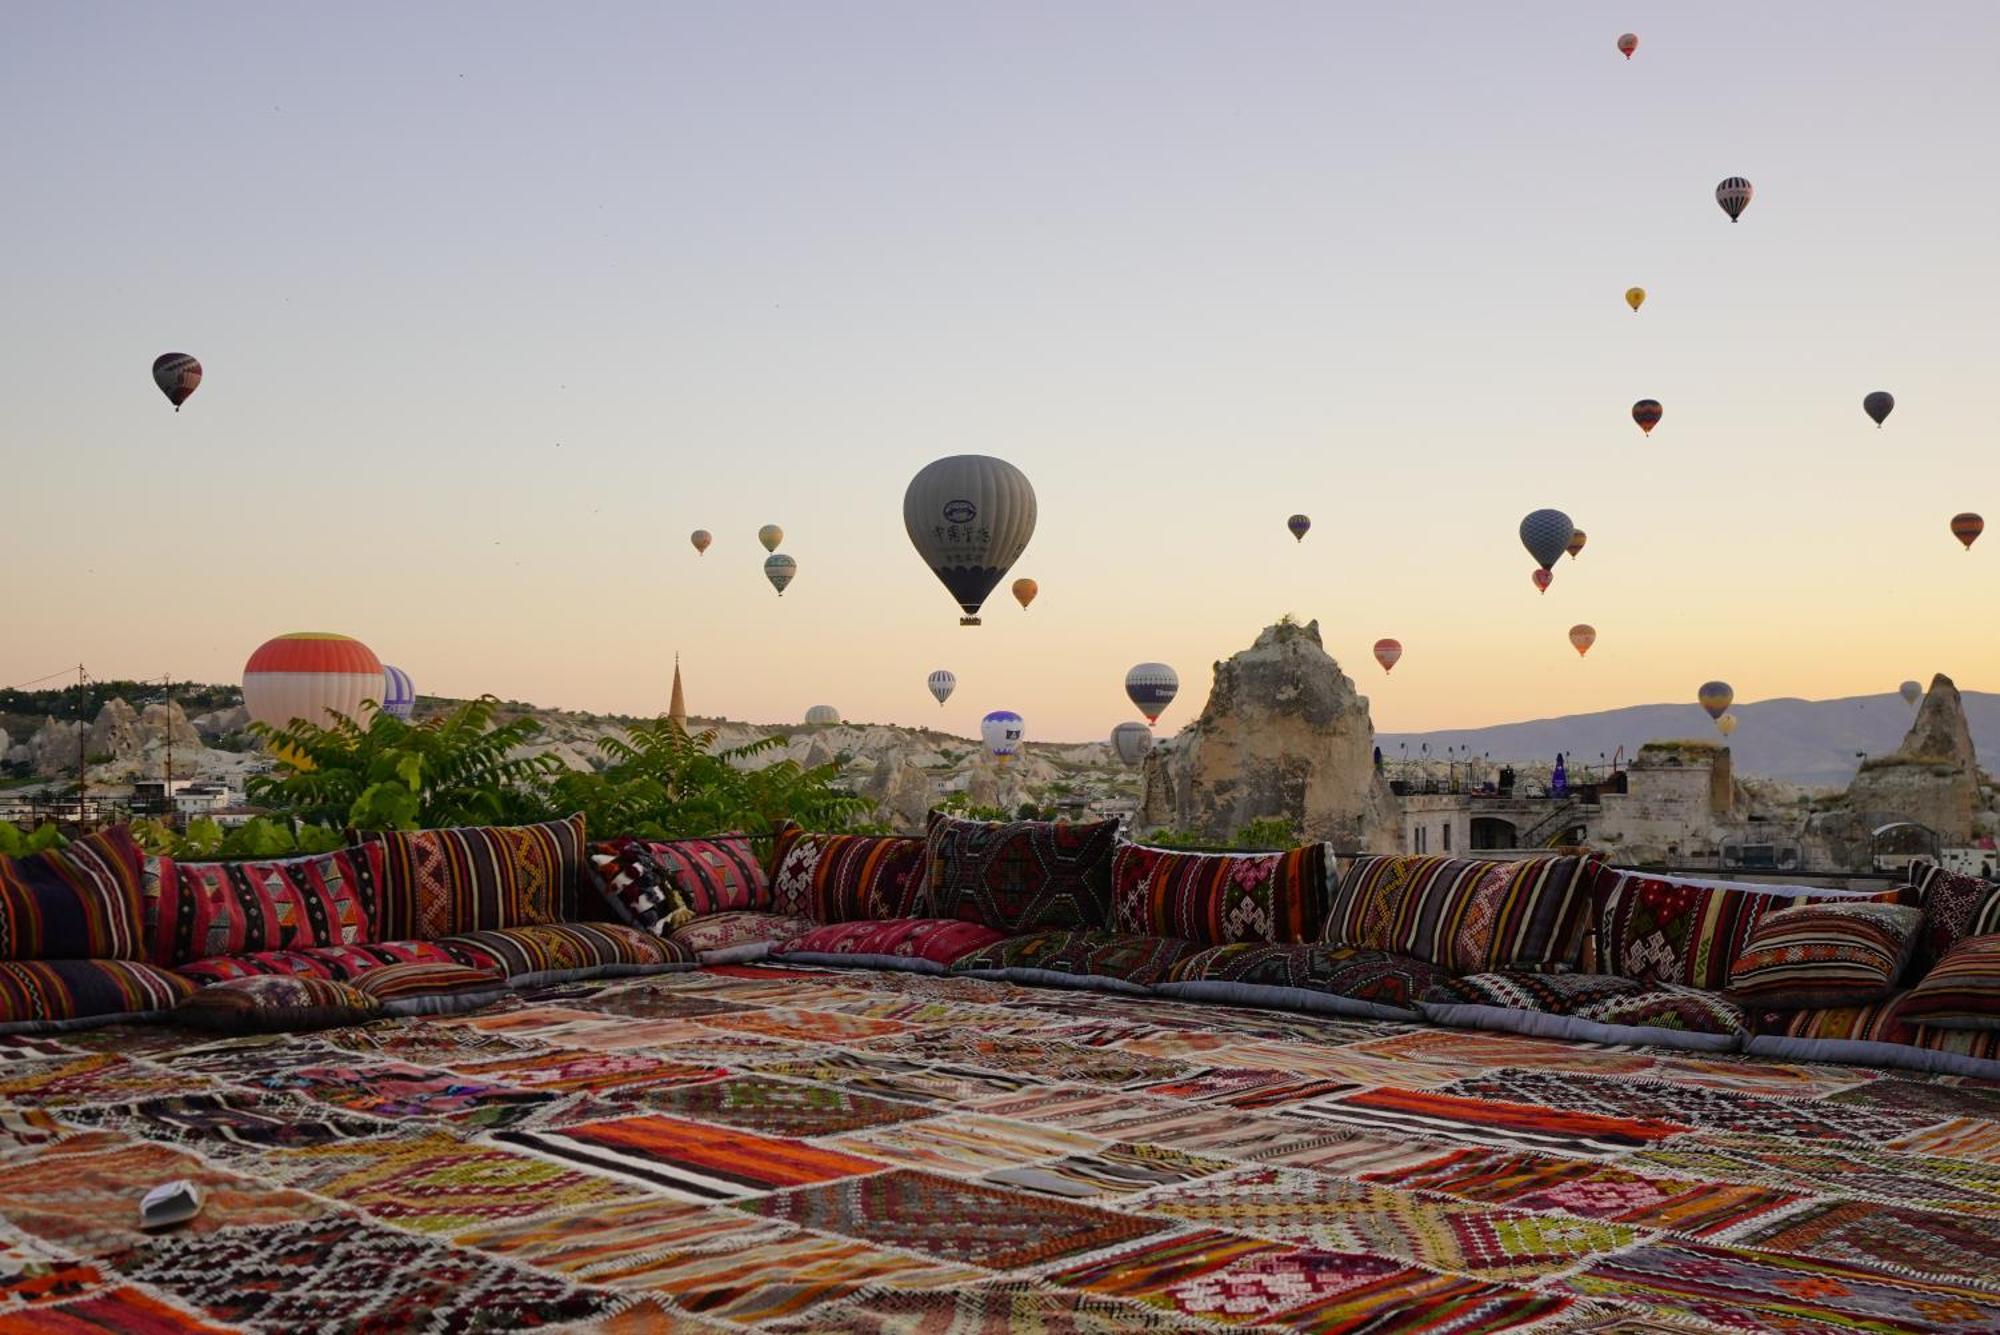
[162,673,174,826]
[74,664,87,829]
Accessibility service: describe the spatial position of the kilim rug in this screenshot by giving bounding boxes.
[2,962,2000,1330]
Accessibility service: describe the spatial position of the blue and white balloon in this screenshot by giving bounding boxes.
[381,664,416,720]
[981,709,1025,767]
[1124,663,1179,724]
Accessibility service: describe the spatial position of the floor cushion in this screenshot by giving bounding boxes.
[348,962,510,1017]
[0,958,195,1034]
[585,838,695,937]
[174,974,381,1033]
[1910,863,2000,970]
[1155,943,1448,1020]
[1421,971,1747,1053]
[1323,853,1599,975]
[1110,843,1328,946]
[641,835,772,916]
[1726,901,1922,1009]
[769,823,929,922]
[923,811,1121,934]
[769,918,1009,974]
[1746,996,2000,1079]
[0,825,149,961]
[173,940,467,987]
[949,930,1198,994]
[371,814,587,939]
[1896,934,2000,1030]
[437,922,691,987]
[144,844,383,966]
[668,911,822,965]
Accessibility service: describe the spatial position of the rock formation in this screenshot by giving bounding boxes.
[863,756,935,832]
[1838,673,1983,845]
[28,719,83,778]
[1140,619,1401,850]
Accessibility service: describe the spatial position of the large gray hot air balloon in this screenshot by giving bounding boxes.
[1519,509,1576,572]
[903,456,1037,625]
[1124,663,1179,724]
[1111,721,1154,766]
[1716,177,1753,222]
[927,670,956,706]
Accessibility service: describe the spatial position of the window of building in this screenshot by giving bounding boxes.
[1442,824,1452,852]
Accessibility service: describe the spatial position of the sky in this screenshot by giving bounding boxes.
[4,3,1997,743]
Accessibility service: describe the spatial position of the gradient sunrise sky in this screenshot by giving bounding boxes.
[4,3,1995,742]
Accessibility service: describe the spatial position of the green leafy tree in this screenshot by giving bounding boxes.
[0,823,67,856]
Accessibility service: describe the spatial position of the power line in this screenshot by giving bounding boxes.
[1,666,86,693]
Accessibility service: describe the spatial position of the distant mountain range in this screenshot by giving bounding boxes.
[1377,691,2000,787]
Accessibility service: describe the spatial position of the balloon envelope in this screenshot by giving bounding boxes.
[904,456,1037,625]
[690,530,712,554]
[1864,391,1894,427]
[1124,663,1179,723]
[1698,680,1734,720]
[152,353,202,410]
[1952,513,1984,549]
[981,709,1025,765]
[380,664,416,721]
[1287,514,1311,542]
[1624,287,1645,312]
[1617,32,1638,57]
[764,553,797,595]
[1012,578,1038,610]
[927,670,956,706]
[1532,568,1554,594]
[1900,679,1922,707]
[1717,714,1738,737]
[1519,509,1574,570]
[804,705,841,726]
[1568,624,1596,657]
[1716,176,1753,222]
[1111,721,1154,767]
[1632,399,1663,435]
[242,633,383,732]
[1372,639,1402,673]
[758,525,784,553]
[1566,529,1587,560]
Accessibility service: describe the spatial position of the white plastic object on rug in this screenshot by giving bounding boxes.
[140,1179,204,1230]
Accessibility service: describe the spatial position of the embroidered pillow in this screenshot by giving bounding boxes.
[1111,843,1328,946]
[1322,853,1598,974]
[372,814,585,940]
[175,975,382,1033]
[1898,934,2000,1031]
[641,836,770,917]
[769,822,929,923]
[1727,902,1922,1008]
[923,812,1121,933]
[585,839,695,936]
[1912,864,2000,970]
[0,826,148,960]
[146,845,383,967]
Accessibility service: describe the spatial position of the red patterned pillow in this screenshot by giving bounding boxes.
[1324,853,1598,974]
[1727,902,1922,1007]
[769,918,1007,973]
[1912,864,2000,970]
[769,822,928,923]
[348,961,507,1015]
[1899,934,2000,1031]
[641,835,770,917]
[146,845,383,966]
[1600,874,1901,992]
[372,814,585,940]
[0,826,148,960]
[1110,843,1328,946]
[585,839,695,936]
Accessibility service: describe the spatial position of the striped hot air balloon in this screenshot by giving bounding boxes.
[1372,639,1402,673]
[380,665,416,720]
[152,353,202,411]
[804,705,841,726]
[1716,177,1754,222]
[1111,721,1154,766]
[1287,514,1312,542]
[1632,399,1663,436]
[1519,509,1575,571]
[764,553,797,595]
[927,670,956,706]
[242,633,384,733]
[1124,663,1179,723]
[1952,513,1984,550]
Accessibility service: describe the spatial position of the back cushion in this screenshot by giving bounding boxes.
[1598,872,1863,991]
[646,835,770,917]
[769,823,929,923]
[1111,843,1329,946]
[147,844,384,966]
[1912,864,2000,971]
[1323,853,1597,974]
[373,814,584,941]
[0,826,148,961]
[585,838,694,937]
[924,811,1121,933]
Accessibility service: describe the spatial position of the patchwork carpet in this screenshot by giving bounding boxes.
[2,965,1999,1331]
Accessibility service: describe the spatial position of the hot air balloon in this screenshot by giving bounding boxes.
[690,530,712,555]
[380,664,416,721]
[903,456,1037,626]
[1288,514,1311,542]
[927,670,956,706]
[1632,399,1663,436]
[804,705,841,726]
[1372,639,1403,673]
[1111,721,1154,767]
[1616,32,1638,59]
[1717,714,1738,737]
[1698,681,1734,721]
[1900,680,1922,708]
[1716,177,1753,222]
[982,710,1025,766]
[1568,624,1596,658]
[242,633,384,734]
[764,553,797,595]
[1566,530,1587,560]
[758,525,784,553]
[1012,578,1038,610]
[1625,287,1645,313]
[1519,509,1575,571]
[152,354,202,411]
[1864,391,1894,427]
[1124,663,1179,723]
[1532,568,1554,594]
[1952,513,1984,550]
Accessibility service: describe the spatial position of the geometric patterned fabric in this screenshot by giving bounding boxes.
[0,958,196,1032]
[769,822,930,923]
[1109,842,1328,946]
[1898,932,2000,1030]
[144,844,384,966]
[370,814,586,940]
[0,826,150,961]
[1726,901,1923,1008]
[1323,852,1599,974]
[923,812,1122,934]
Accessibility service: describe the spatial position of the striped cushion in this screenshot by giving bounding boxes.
[949,930,1197,993]
[1110,843,1328,946]
[0,826,148,960]
[1420,971,1748,1052]
[173,940,466,987]
[144,845,383,966]
[1898,934,2000,1030]
[642,836,770,917]
[1156,943,1448,1020]
[1322,853,1597,974]
[1746,997,2000,1079]
[0,958,194,1034]
[437,922,691,985]
[668,911,820,965]
[1912,864,2000,969]
[1727,902,1921,1007]
[1597,873,1902,992]
[174,974,380,1033]
[373,814,585,940]
[769,823,928,922]
[348,961,506,1013]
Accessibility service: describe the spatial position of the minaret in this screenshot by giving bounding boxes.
[668,654,688,730]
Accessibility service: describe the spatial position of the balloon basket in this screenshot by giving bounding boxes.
[961,616,981,626]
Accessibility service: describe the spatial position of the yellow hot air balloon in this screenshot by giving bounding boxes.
[1568,624,1596,657]
[1625,287,1645,313]
[1717,714,1738,737]
[758,524,784,553]
[1012,578,1038,610]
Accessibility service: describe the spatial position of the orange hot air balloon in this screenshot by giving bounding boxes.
[1566,530,1587,560]
[1951,513,1984,550]
[1372,639,1403,673]
[1012,578,1038,610]
[1568,624,1596,657]
[1532,568,1553,595]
